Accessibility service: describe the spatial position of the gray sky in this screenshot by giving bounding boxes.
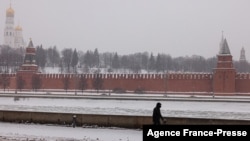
[1,0,250,60]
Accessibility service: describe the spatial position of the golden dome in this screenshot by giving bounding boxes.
[15,25,22,31]
[6,7,14,17]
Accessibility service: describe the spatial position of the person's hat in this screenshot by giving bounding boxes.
[156,102,161,107]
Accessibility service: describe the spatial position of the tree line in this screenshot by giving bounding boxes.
[0,45,249,74]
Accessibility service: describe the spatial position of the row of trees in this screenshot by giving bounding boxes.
[0,45,250,74]
[0,45,24,73]
[27,46,250,73]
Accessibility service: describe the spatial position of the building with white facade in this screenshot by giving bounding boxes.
[4,4,25,48]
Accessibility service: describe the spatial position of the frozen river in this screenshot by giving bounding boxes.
[0,95,250,141]
[0,96,250,120]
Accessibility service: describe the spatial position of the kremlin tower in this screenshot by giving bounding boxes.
[4,4,25,48]
[238,47,248,72]
[239,47,247,62]
[16,39,39,90]
[19,39,38,72]
[213,34,236,93]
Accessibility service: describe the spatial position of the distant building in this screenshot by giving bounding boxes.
[237,47,249,72]
[239,47,247,62]
[3,4,25,48]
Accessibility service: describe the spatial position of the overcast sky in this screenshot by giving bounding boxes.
[1,0,250,60]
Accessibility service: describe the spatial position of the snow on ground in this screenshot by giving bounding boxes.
[0,122,141,141]
[0,96,250,120]
[1,94,250,140]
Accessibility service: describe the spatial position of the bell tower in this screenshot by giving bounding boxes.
[213,35,236,94]
[4,4,15,47]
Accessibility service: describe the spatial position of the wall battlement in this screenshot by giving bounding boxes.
[37,73,213,80]
[0,72,218,94]
[236,73,250,79]
[12,72,212,93]
[0,73,16,77]
[1,72,249,94]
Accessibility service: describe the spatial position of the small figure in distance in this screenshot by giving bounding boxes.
[72,115,77,128]
[152,102,166,125]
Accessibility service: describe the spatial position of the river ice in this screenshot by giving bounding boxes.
[0,94,250,140]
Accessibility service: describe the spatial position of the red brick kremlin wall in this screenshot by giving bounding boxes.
[235,73,250,93]
[2,72,250,94]
[38,73,213,92]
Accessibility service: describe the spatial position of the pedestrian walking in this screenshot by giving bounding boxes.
[152,102,165,125]
[72,115,77,128]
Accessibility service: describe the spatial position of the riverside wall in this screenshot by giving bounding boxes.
[0,110,250,129]
[1,73,214,93]
[2,73,250,94]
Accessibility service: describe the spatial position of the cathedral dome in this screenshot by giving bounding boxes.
[6,7,14,17]
[15,25,22,31]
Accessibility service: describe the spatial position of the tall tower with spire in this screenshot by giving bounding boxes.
[16,39,39,89]
[238,47,248,72]
[3,3,25,48]
[213,34,236,94]
[239,47,246,62]
[4,4,15,47]
[20,39,38,71]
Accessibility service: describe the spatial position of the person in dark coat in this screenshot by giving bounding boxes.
[72,115,77,128]
[152,102,165,125]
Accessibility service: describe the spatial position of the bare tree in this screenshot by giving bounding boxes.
[93,48,100,67]
[71,48,79,73]
[120,55,130,72]
[0,45,24,73]
[62,48,73,73]
[101,52,113,69]
[47,46,60,68]
[83,50,93,68]
[59,59,64,73]
[129,55,141,73]
[111,52,120,69]
[36,45,46,69]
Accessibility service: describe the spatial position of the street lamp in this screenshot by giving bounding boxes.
[75,72,78,95]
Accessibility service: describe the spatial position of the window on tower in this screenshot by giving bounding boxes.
[6,32,8,36]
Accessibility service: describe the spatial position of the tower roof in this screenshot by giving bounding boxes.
[6,6,14,17]
[240,47,246,61]
[15,25,23,31]
[219,38,231,55]
[27,39,34,48]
